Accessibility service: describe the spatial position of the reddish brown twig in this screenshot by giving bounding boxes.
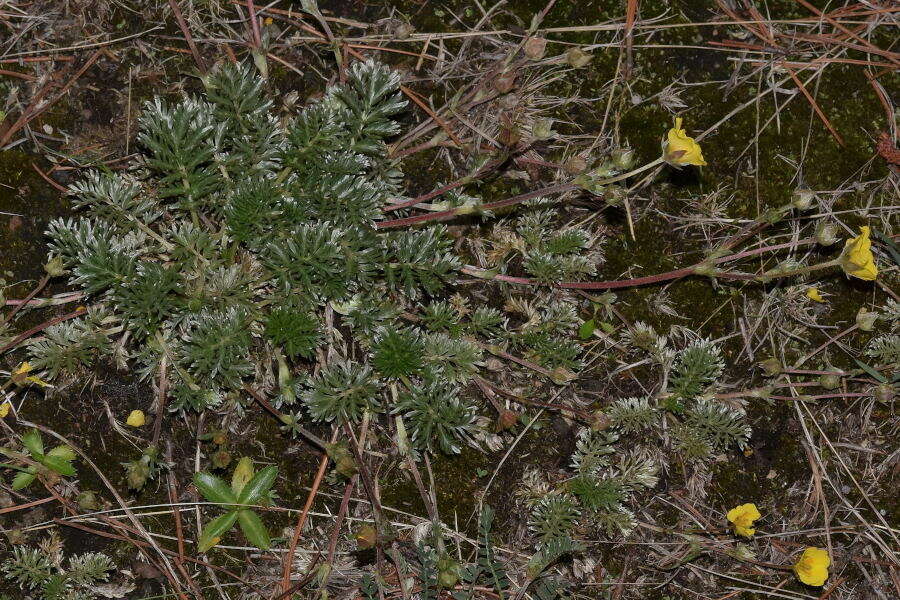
[0,274,50,330]
[0,496,56,515]
[624,0,639,78]
[279,428,336,594]
[0,307,87,355]
[0,51,101,147]
[376,182,577,229]
[783,63,844,146]
[167,0,207,73]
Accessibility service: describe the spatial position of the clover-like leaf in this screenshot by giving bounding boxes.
[21,430,44,459]
[47,445,77,462]
[194,472,239,506]
[236,509,270,550]
[41,454,76,476]
[12,468,37,490]
[236,465,277,505]
[198,510,239,552]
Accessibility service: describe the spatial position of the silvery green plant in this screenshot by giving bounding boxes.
[32,61,487,456]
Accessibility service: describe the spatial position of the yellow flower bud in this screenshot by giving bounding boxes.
[793,547,830,587]
[840,226,878,281]
[126,410,146,427]
[0,401,11,418]
[663,117,707,167]
[726,503,761,537]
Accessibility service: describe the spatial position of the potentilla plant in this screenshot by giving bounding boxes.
[31,61,484,457]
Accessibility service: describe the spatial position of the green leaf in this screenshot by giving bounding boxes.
[237,465,277,505]
[854,358,888,383]
[12,468,37,490]
[198,511,238,552]
[194,472,239,506]
[578,319,596,340]
[41,454,76,476]
[47,445,76,462]
[236,509,270,550]
[873,229,900,266]
[21,430,44,458]
[231,457,254,496]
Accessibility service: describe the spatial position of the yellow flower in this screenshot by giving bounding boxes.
[793,547,830,587]
[806,287,825,303]
[663,117,707,166]
[726,503,761,537]
[840,226,878,281]
[126,410,146,427]
[10,362,50,388]
[0,401,11,418]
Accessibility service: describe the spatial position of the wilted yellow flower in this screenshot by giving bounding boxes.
[793,547,830,586]
[806,288,825,303]
[0,401,11,418]
[840,226,878,281]
[726,503,761,537]
[126,410,146,427]
[10,362,50,388]
[663,117,707,166]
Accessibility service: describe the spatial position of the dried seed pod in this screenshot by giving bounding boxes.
[566,47,593,68]
[564,155,589,175]
[524,37,547,60]
[493,71,517,93]
[856,307,877,331]
[759,357,782,377]
[818,374,841,390]
[611,147,637,170]
[815,223,839,246]
[531,118,555,141]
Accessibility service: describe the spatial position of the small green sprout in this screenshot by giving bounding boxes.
[1,429,76,490]
[194,458,277,552]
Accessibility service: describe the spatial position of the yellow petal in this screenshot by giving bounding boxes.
[126,410,146,427]
[13,362,32,375]
[664,117,707,166]
[0,401,10,418]
[806,288,825,303]
[793,547,830,587]
[840,226,878,281]
[726,503,761,538]
[26,375,51,388]
[10,362,50,387]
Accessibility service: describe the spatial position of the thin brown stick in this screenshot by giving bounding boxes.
[0,495,56,515]
[0,307,87,355]
[167,0,207,73]
[279,428,337,594]
[0,274,49,330]
[783,62,844,146]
